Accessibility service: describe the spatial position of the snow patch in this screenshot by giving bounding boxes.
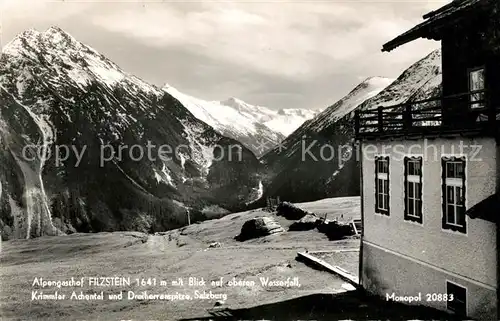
[87,61,125,87]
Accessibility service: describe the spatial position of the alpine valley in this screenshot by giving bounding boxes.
[0,27,272,239]
[0,26,443,240]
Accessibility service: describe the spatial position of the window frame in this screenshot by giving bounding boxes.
[441,156,467,234]
[375,156,390,216]
[468,66,486,110]
[446,280,467,316]
[404,156,423,224]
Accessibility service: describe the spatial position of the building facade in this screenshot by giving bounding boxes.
[355,0,500,319]
[360,138,498,318]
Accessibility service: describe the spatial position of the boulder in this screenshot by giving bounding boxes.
[276,202,310,220]
[317,220,356,240]
[236,216,285,241]
[289,214,321,231]
[208,241,222,248]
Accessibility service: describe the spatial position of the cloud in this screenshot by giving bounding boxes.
[1,0,448,110]
[89,1,445,81]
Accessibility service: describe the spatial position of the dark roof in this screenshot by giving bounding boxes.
[382,0,487,52]
[466,193,500,223]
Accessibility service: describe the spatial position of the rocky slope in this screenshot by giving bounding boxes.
[0,27,263,239]
[163,85,319,157]
[261,49,442,203]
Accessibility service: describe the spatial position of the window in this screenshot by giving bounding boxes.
[447,281,467,316]
[442,157,466,233]
[469,67,485,109]
[404,157,423,223]
[375,156,389,215]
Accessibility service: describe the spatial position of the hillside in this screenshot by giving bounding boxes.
[0,197,360,321]
[0,27,264,239]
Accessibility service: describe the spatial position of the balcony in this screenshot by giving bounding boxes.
[354,90,499,140]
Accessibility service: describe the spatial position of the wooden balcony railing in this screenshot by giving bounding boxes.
[354,90,498,139]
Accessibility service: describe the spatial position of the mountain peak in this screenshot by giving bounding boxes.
[3,26,78,56]
[2,29,40,55]
[220,97,251,112]
[222,97,244,105]
[362,76,394,86]
[19,28,41,38]
[44,26,66,34]
[162,83,173,90]
[42,26,80,48]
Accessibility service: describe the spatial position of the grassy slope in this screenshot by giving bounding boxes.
[0,197,360,321]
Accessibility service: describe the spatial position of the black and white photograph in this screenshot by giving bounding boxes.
[0,0,499,319]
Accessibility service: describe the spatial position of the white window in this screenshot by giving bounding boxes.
[375,156,389,215]
[469,67,485,109]
[442,157,466,233]
[404,157,422,223]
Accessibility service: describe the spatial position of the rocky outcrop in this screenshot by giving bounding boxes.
[235,216,284,241]
[288,214,321,231]
[276,202,311,220]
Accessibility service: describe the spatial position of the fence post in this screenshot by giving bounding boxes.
[377,106,383,133]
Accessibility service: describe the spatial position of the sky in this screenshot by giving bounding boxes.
[0,0,447,111]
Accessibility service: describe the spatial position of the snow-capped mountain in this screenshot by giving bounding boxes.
[162,85,283,156]
[0,27,263,239]
[162,85,319,156]
[261,49,442,203]
[305,76,395,133]
[219,96,320,137]
[357,49,442,109]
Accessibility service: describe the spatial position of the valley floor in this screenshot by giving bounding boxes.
[0,197,453,320]
[0,197,359,320]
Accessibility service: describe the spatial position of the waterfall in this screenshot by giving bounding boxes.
[1,86,59,238]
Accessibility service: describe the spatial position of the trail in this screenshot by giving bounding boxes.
[0,85,58,238]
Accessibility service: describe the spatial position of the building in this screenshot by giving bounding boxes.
[354,0,500,319]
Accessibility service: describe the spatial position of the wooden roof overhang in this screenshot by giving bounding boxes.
[382,0,488,52]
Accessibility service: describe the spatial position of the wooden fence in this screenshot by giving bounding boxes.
[266,196,281,211]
